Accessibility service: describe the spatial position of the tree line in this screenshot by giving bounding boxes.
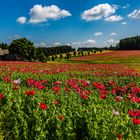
[77,47,103,53]
[37,46,75,57]
[96,35,140,50]
[0,35,140,61]
[118,35,140,50]
[0,38,75,62]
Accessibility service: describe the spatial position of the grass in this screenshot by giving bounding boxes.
[49,50,140,64]
[48,50,112,61]
[47,50,140,73]
[126,63,140,71]
[63,50,140,71]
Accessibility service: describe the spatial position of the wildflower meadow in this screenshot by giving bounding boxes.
[0,61,140,140]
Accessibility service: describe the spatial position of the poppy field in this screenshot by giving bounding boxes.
[71,50,140,64]
[1,61,140,140]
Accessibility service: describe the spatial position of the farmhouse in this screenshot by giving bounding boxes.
[0,48,9,60]
[0,48,22,61]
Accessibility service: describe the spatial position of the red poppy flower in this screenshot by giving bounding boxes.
[100,90,108,94]
[37,84,45,90]
[100,94,106,99]
[25,90,35,96]
[129,109,140,117]
[52,86,60,92]
[85,90,91,95]
[137,87,140,93]
[30,90,35,95]
[54,81,61,85]
[130,82,135,87]
[135,97,140,103]
[115,96,123,102]
[27,78,34,86]
[41,80,48,84]
[39,103,48,110]
[93,82,105,90]
[117,134,122,140]
[80,93,88,99]
[13,85,19,90]
[53,100,60,105]
[132,118,140,124]
[129,109,135,117]
[65,87,70,93]
[0,93,4,99]
[25,91,30,96]
[111,88,116,94]
[58,115,64,121]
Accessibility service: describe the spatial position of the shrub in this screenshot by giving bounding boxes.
[51,56,55,61]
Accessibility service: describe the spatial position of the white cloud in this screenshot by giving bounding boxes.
[34,42,47,47]
[128,9,140,19]
[52,42,62,46]
[110,32,117,36]
[72,42,82,47]
[65,43,71,46]
[40,42,46,47]
[83,39,96,45]
[72,39,96,48]
[81,3,116,21]
[29,19,47,24]
[121,22,127,25]
[105,15,124,22]
[16,17,26,24]
[94,32,103,36]
[29,4,71,24]
[71,42,82,49]
[105,39,119,46]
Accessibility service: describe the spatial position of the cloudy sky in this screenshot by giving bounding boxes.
[0,0,140,48]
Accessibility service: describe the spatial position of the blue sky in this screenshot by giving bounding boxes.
[0,0,140,48]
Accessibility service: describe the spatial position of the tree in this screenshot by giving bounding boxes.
[38,52,47,62]
[99,49,102,53]
[9,38,35,61]
[73,51,77,56]
[78,52,81,56]
[66,53,71,59]
[36,48,47,62]
[59,54,63,59]
[55,54,58,59]
[51,56,55,61]
[39,46,75,56]
[0,43,9,50]
[81,51,84,56]
[47,57,50,61]
[118,36,140,50]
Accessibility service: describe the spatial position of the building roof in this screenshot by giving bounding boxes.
[0,48,9,56]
